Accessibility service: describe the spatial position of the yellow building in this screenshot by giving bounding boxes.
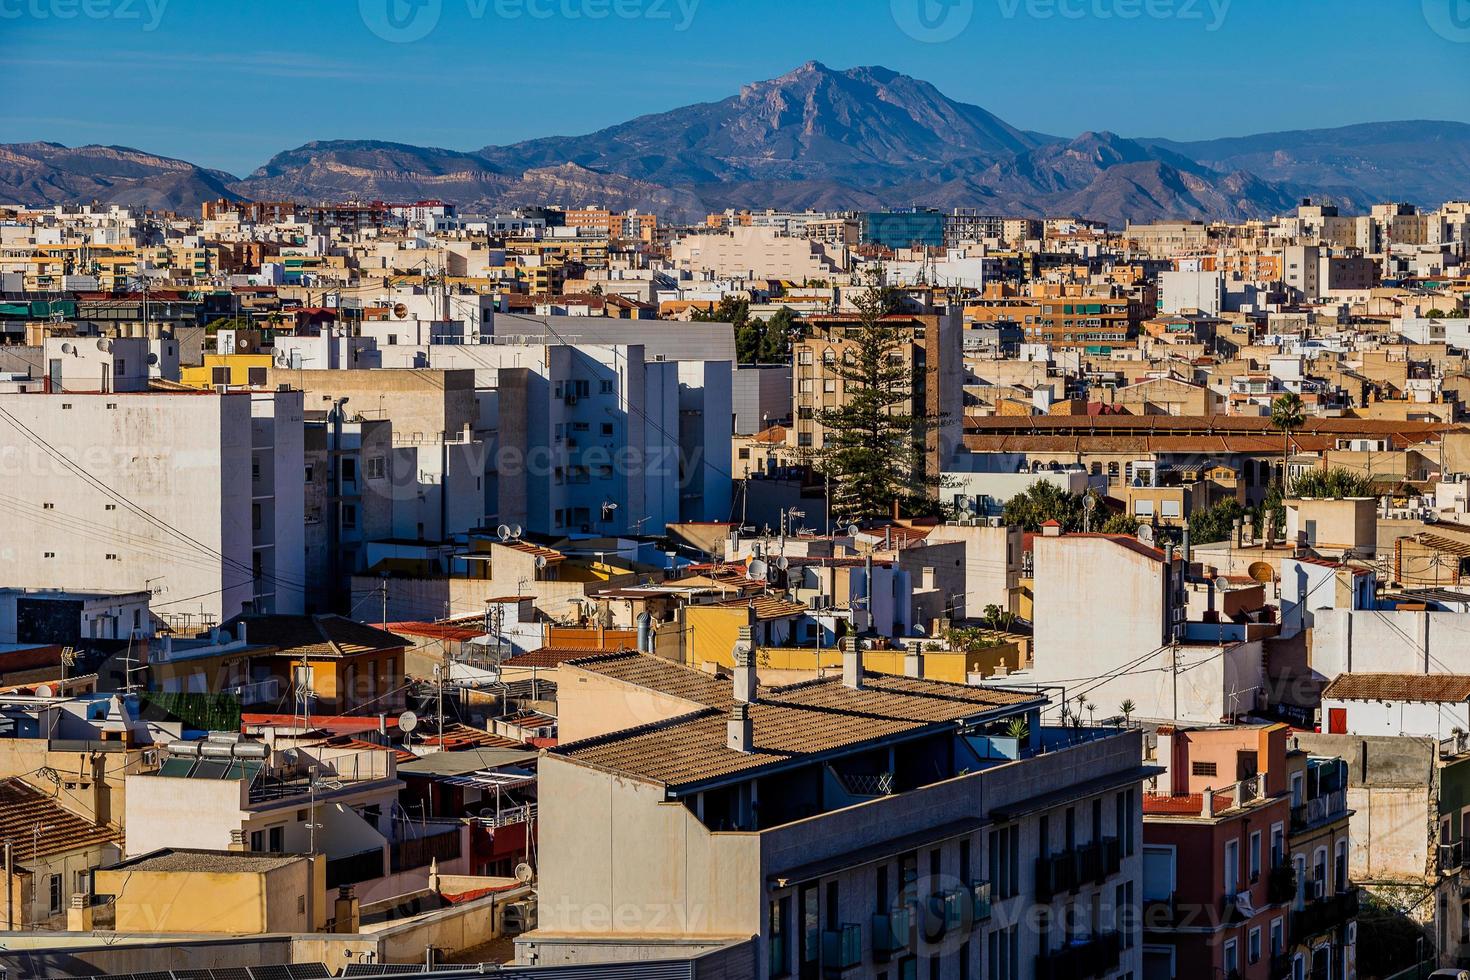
[95,849,327,935]
[179,353,275,388]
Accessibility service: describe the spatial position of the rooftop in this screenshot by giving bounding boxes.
[0,778,120,862]
[553,651,1042,792]
[1323,672,1470,703]
[103,848,305,875]
[223,613,408,658]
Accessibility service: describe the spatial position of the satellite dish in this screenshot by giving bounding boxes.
[776,556,789,571]
[1248,561,1275,584]
[748,559,769,582]
[393,303,409,319]
[497,524,513,542]
[146,353,159,365]
[60,342,74,354]
[534,555,548,571]
[847,524,860,537]
[511,524,522,538]
[1083,495,1097,512]
[397,710,419,733]
[513,863,534,883]
[1136,525,1156,547]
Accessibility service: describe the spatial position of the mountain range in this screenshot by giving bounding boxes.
[3,62,1467,227]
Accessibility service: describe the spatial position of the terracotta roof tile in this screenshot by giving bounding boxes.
[0,779,119,863]
[1323,672,1470,703]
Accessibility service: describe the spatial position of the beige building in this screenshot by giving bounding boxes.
[671,227,847,280]
[94,848,327,935]
[522,646,1153,979]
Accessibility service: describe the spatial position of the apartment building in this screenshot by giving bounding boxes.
[1142,725,1356,980]
[521,644,1153,979]
[0,385,306,625]
[672,226,848,280]
[1024,527,1268,724]
[792,309,964,495]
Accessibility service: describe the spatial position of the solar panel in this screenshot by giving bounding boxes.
[157,758,194,777]
[283,967,331,980]
[247,967,293,980]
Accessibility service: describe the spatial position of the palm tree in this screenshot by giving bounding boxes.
[1270,393,1306,490]
[1119,699,1136,726]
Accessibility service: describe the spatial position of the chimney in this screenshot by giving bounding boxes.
[732,625,757,705]
[726,703,753,753]
[1041,520,1062,537]
[903,651,924,679]
[841,636,864,690]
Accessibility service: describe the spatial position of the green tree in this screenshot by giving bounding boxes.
[1188,498,1248,544]
[759,306,796,363]
[1098,511,1141,535]
[1002,480,1085,532]
[1290,467,1376,499]
[1270,392,1307,488]
[813,283,940,521]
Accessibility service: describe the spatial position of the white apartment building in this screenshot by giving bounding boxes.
[672,226,848,280]
[0,387,306,625]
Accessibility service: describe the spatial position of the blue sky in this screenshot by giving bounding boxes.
[4,0,1469,175]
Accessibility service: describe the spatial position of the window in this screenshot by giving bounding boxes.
[250,829,264,852]
[988,825,1021,899]
[268,825,284,852]
[48,874,62,914]
[1335,839,1348,893]
[252,503,262,531]
[1142,846,1175,904]
[738,448,751,460]
[1248,926,1261,964]
[342,504,358,530]
[1191,761,1218,777]
[769,896,791,977]
[365,456,386,479]
[1224,839,1240,895]
[1133,499,1155,517]
[1249,831,1262,882]
[341,458,357,483]
[1270,917,1284,956]
[1271,822,1285,867]
[600,379,615,394]
[1223,938,1238,975]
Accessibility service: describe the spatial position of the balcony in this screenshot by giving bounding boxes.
[1290,886,1359,942]
[820,923,862,973]
[1036,931,1122,980]
[970,879,992,923]
[872,907,911,958]
[1291,789,1348,832]
[1036,839,1122,900]
[1268,865,1297,905]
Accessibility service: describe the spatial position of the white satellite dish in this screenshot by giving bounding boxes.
[748,559,769,582]
[510,524,523,539]
[1083,495,1097,512]
[497,524,513,542]
[847,524,860,537]
[513,862,534,883]
[60,342,74,355]
[776,556,789,571]
[1136,525,1156,547]
[534,555,548,571]
[397,710,419,733]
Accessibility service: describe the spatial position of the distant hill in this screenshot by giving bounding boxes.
[3,64,1464,223]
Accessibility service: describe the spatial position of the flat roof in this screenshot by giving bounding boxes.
[104,848,305,875]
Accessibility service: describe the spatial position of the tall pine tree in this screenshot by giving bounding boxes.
[812,283,940,521]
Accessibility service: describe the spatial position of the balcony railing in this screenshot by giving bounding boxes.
[1267,865,1297,905]
[820,923,862,972]
[390,824,462,874]
[325,847,384,888]
[1036,931,1122,980]
[1290,886,1358,943]
[970,879,992,923]
[1036,839,1122,900]
[872,907,911,958]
